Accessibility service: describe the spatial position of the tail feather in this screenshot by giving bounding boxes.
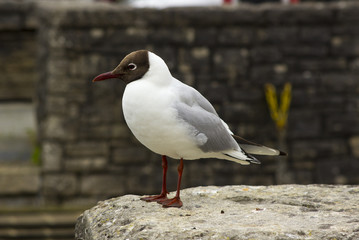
[232,135,287,156]
[223,150,261,165]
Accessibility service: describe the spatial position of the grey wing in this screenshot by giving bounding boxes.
[176,83,219,116]
[175,86,238,152]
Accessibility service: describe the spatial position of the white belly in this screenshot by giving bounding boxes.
[122,81,205,159]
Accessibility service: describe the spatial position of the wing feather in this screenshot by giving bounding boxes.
[174,85,238,153]
[232,135,287,156]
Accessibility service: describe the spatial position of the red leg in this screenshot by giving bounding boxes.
[159,158,184,208]
[140,155,169,202]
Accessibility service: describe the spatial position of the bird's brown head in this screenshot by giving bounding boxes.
[92,50,150,84]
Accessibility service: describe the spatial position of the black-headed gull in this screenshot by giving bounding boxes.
[93,50,286,208]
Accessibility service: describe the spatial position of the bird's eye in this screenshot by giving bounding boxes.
[128,63,137,71]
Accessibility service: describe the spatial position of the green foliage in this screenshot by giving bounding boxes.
[31,145,41,166]
[27,129,41,166]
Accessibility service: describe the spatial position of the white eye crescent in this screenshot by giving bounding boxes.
[128,63,137,70]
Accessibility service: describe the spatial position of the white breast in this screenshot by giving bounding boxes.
[122,79,205,159]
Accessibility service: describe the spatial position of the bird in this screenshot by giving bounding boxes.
[92,50,286,208]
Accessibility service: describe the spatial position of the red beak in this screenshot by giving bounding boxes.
[92,72,121,82]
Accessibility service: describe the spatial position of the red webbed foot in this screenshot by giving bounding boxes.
[140,193,168,202]
[158,196,183,208]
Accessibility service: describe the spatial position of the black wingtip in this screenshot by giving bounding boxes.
[249,158,261,164]
[246,153,261,165]
[223,153,261,164]
[279,150,288,156]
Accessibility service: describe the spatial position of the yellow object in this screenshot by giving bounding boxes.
[264,82,292,130]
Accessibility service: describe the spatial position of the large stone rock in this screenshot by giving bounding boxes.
[75,185,359,240]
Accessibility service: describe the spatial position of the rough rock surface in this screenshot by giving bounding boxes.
[75,185,359,240]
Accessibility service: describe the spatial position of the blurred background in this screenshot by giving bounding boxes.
[1,0,359,239]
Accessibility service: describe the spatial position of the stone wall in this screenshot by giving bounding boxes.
[36,1,359,205]
[1,1,358,205]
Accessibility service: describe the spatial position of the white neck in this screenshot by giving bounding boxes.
[141,52,173,86]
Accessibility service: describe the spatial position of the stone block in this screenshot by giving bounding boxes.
[264,4,333,24]
[350,58,359,72]
[112,147,149,165]
[193,28,217,46]
[282,44,328,57]
[326,114,359,135]
[299,27,331,43]
[78,124,112,140]
[251,46,282,63]
[37,2,135,28]
[331,36,359,56]
[316,157,359,184]
[87,87,122,111]
[230,88,263,103]
[218,27,253,46]
[213,48,249,83]
[197,83,229,104]
[292,161,315,170]
[332,24,359,36]
[309,94,345,113]
[221,7,263,25]
[110,124,132,139]
[0,1,36,29]
[45,96,67,115]
[121,164,162,195]
[291,86,317,107]
[170,8,222,27]
[291,139,348,161]
[43,173,77,196]
[68,54,105,77]
[337,3,359,22]
[42,116,75,140]
[349,136,359,158]
[347,95,359,112]
[294,170,313,184]
[288,58,347,71]
[256,27,298,43]
[65,141,108,157]
[106,27,150,47]
[65,157,107,172]
[42,141,63,171]
[287,111,321,139]
[178,47,210,75]
[148,27,194,45]
[46,75,70,94]
[319,73,357,92]
[0,31,37,100]
[0,13,21,30]
[181,160,217,187]
[0,165,40,195]
[47,58,69,76]
[147,47,177,71]
[223,102,268,123]
[80,174,126,196]
[250,64,288,84]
